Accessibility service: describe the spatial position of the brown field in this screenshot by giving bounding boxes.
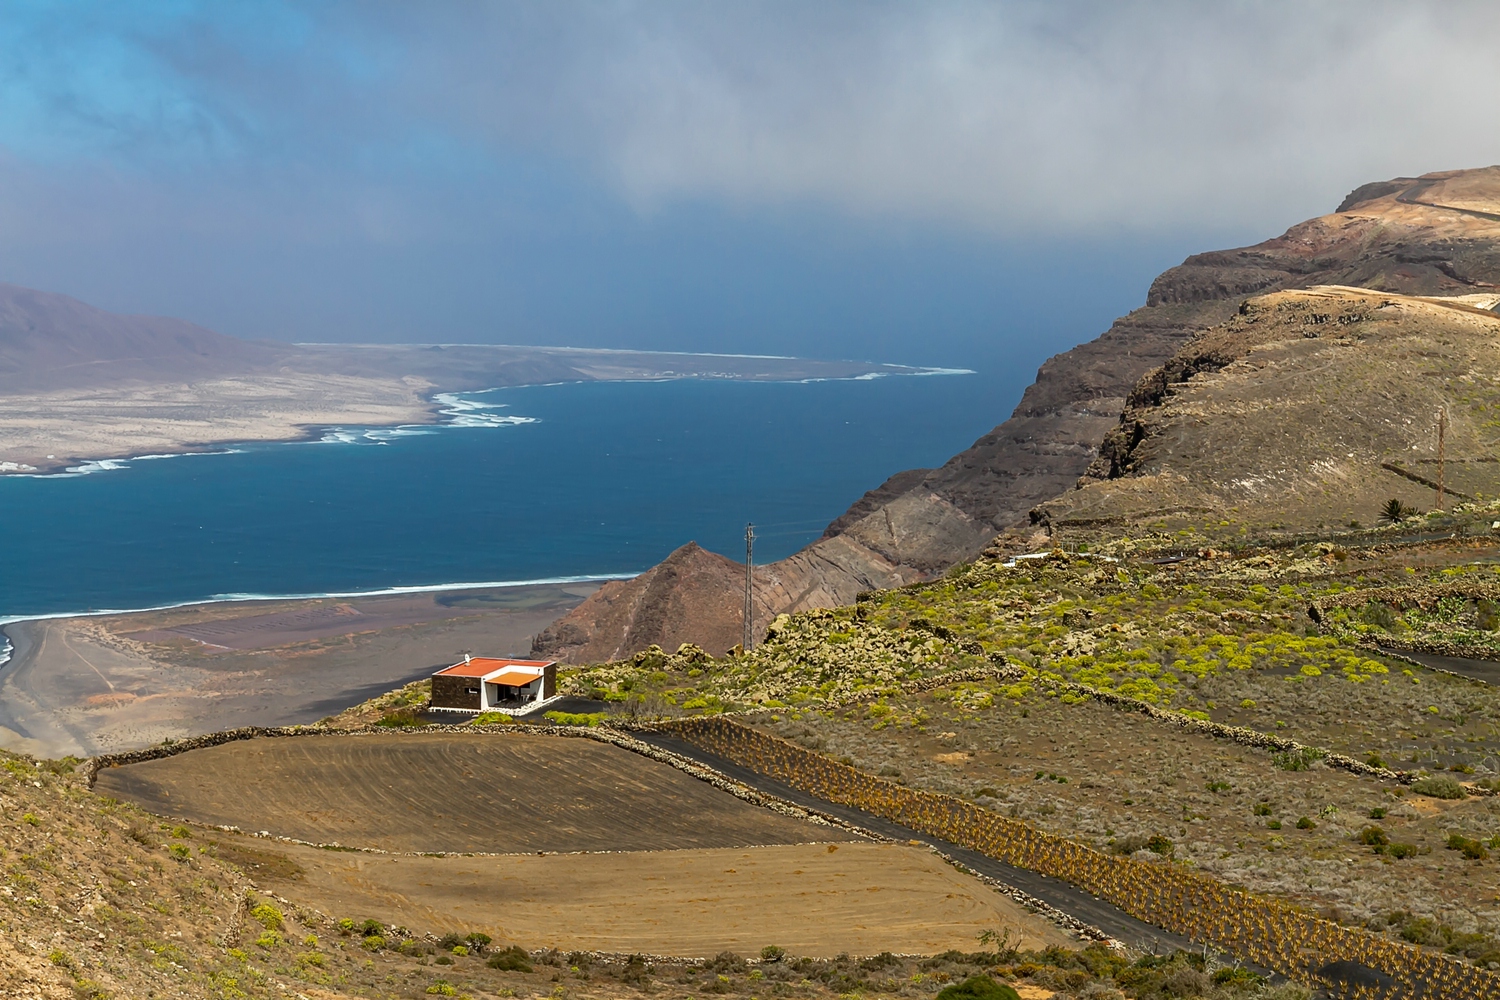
[748,695,1500,939]
[95,732,856,853]
[210,835,1074,957]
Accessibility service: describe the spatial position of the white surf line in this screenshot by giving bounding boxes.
[0,572,638,659]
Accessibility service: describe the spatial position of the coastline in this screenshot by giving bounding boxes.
[0,579,606,758]
[0,355,975,477]
[0,572,637,664]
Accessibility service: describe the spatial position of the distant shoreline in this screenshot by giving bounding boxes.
[0,361,974,477]
[0,573,635,670]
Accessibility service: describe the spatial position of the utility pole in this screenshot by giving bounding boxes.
[1437,408,1447,509]
[743,523,755,652]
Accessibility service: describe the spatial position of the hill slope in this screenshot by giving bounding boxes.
[541,166,1500,660]
[0,282,281,391]
[1035,284,1500,537]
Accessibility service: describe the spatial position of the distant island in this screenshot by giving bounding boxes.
[0,282,948,475]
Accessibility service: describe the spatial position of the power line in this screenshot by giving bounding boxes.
[743,522,755,652]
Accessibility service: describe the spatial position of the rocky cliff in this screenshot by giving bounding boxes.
[535,166,1500,662]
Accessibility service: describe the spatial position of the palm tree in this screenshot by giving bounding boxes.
[1380,499,1415,523]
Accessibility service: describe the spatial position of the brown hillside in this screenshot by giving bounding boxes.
[0,282,281,391]
[547,166,1500,661]
[1035,285,1500,536]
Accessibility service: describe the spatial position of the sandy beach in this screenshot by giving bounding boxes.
[0,581,597,758]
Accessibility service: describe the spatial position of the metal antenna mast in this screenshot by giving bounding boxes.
[743,523,755,651]
[1437,408,1447,509]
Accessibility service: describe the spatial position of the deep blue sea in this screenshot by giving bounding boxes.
[0,372,1006,622]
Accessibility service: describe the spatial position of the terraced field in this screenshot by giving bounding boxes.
[95,732,848,853]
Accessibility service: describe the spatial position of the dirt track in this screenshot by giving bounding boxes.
[95,732,850,853]
[213,835,1075,957]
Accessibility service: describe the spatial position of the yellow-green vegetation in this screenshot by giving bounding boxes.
[552,528,1500,984]
[565,541,1500,768]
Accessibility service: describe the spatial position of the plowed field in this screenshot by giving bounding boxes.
[209,835,1076,956]
[95,732,851,853]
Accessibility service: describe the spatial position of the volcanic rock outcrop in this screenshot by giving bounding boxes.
[537,166,1500,661]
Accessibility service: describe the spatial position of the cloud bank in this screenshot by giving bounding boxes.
[2,2,1500,353]
[6,1,1500,241]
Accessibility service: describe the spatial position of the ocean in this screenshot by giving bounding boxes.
[0,372,1005,624]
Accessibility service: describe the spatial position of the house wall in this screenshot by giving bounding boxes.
[431,674,482,711]
[544,664,557,699]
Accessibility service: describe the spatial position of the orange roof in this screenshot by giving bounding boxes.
[487,669,544,688]
[433,656,553,679]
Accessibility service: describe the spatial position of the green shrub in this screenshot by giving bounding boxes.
[251,903,284,931]
[935,975,1021,1000]
[361,934,386,951]
[1272,747,1325,771]
[168,843,191,860]
[1295,816,1316,830]
[1356,826,1389,847]
[1252,803,1272,816]
[760,945,785,962]
[375,708,426,728]
[1411,775,1467,799]
[466,932,492,953]
[1369,807,1387,819]
[487,946,533,972]
[543,710,607,727]
[1446,833,1490,860]
[170,825,192,839]
[472,712,514,725]
[1387,842,1419,859]
[426,982,457,996]
[1211,967,1262,986]
[1145,834,1173,856]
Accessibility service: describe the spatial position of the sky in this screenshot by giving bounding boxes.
[3,1,1500,373]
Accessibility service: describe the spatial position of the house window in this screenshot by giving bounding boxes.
[465,687,479,695]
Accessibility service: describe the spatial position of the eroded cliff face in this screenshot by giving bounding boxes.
[536,167,1500,662]
[1034,285,1500,537]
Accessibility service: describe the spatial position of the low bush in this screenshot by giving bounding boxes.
[375,708,427,728]
[1411,775,1467,799]
[935,974,1020,1000]
[486,946,533,972]
[543,710,607,727]
[1271,747,1325,771]
[1356,826,1389,847]
[1446,833,1490,860]
[250,903,283,931]
[471,712,515,725]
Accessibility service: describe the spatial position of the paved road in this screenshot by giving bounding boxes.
[1379,647,1500,686]
[634,731,1201,957]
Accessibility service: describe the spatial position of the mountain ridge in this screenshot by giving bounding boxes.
[537,165,1500,662]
